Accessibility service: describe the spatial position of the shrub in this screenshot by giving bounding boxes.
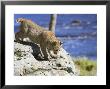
[73,57,97,76]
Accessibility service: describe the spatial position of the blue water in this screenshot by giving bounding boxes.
[14,14,97,60]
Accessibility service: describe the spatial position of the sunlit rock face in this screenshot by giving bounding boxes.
[14,41,79,76]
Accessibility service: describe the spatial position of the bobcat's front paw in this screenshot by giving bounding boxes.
[44,57,50,61]
[52,56,57,59]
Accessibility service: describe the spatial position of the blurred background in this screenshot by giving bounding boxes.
[14,14,97,60]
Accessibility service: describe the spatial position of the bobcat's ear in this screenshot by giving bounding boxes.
[60,41,63,45]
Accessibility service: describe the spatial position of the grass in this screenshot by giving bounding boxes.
[73,57,97,76]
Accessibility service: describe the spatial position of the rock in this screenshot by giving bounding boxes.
[14,41,79,76]
[71,20,82,26]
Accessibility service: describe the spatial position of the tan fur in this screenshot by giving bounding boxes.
[15,18,62,59]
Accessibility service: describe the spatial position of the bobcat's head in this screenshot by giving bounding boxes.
[51,39,63,54]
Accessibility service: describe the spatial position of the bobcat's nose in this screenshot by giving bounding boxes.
[54,52,57,54]
[54,50,59,54]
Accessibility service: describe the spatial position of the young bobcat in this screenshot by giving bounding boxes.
[15,18,62,60]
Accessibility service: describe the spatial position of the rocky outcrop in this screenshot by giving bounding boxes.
[14,41,79,76]
[70,20,82,26]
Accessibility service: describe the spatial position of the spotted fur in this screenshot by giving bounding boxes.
[15,18,62,59]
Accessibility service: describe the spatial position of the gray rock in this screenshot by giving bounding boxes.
[14,41,79,76]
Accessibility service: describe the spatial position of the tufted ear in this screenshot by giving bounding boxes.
[60,41,63,45]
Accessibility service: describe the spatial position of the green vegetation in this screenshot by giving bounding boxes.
[14,49,25,60]
[14,50,23,58]
[73,57,97,76]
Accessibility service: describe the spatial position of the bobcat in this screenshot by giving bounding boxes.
[15,18,62,60]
